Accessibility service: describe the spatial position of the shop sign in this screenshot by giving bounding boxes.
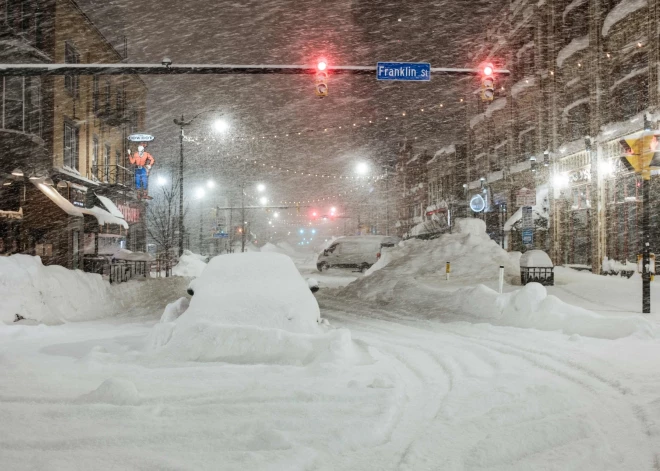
[516,187,536,206]
[522,206,533,229]
[118,204,141,223]
[522,229,533,247]
[569,168,591,184]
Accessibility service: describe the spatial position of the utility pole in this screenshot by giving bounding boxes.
[241,182,246,253]
[199,199,204,254]
[177,115,184,256]
[384,166,390,236]
[642,116,651,314]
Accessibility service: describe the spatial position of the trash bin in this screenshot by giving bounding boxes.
[519,250,554,286]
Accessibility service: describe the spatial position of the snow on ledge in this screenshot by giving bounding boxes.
[602,0,646,37]
[470,98,507,128]
[557,36,589,67]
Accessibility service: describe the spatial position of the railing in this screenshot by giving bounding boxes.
[90,164,134,188]
[83,256,148,284]
[152,252,177,277]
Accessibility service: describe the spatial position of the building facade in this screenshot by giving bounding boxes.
[0,0,148,270]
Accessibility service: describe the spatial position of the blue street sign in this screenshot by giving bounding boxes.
[213,232,229,239]
[522,229,534,246]
[377,62,431,81]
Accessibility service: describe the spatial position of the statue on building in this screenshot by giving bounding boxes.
[129,142,155,199]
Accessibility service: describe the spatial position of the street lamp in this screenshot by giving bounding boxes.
[157,175,167,186]
[257,183,266,192]
[259,196,268,205]
[356,162,369,176]
[207,179,216,189]
[173,109,229,256]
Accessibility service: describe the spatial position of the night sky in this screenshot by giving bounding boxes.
[79,0,499,219]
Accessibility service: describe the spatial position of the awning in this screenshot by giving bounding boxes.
[82,206,129,229]
[0,208,23,220]
[95,194,127,221]
[112,249,153,261]
[32,181,127,228]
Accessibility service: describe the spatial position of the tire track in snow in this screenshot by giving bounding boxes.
[320,296,660,469]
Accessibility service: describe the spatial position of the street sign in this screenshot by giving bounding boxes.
[212,232,229,239]
[516,187,536,206]
[377,62,431,81]
[522,206,533,229]
[522,228,534,247]
[470,194,486,212]
[128,133,155,142]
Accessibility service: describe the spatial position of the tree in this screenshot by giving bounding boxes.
[146,178,186,276]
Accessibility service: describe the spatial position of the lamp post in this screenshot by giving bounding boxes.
[173,111,228,256]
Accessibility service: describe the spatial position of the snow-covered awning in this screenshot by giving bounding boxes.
[504,185,549,232]
[0,208,23,220]
[602,0,646,37]
[82,206,129,229]
[32,181,85,217]
[96,194,127,221]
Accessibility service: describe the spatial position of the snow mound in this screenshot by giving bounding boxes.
[77,378,140,405]
[453,283,656,340]
[0,254,115,324]
[172,250,207,277]
[354,217,520,289]
[149,252,360,364]
[160,297,190,322]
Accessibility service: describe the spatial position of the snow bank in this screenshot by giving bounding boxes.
[359,218,519,284]
[77,378,140,406]
[339,219,655,339]
[172,250,207,277]
[160,297,190,322]
[0,254,191,324]
[0,254,115,324]
[150,252,359,364]
[453,283,656,340]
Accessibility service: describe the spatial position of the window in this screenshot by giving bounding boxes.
[26,77,41,136]
[116,88,124,113]
[115,150,121,183]
[104,144,111,181]
[566,102,589,141]
[92,76,100,112]
[4,76,24,131]
[92,137,99,175]
[63,121,79,169]
[519,128,536,158]
[64,42,80,97]
[105,81,111,112]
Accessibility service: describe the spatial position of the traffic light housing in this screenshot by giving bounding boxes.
[315,59,328,98]
[481,63,495,102]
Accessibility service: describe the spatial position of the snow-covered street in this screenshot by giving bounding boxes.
[2,231,660,469]
[2,287,660,470]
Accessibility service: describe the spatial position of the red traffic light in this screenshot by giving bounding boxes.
[317,60,327,71]
[311,211,318,218]
[483,65,493,76]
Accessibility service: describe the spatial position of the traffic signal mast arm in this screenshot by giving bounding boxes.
[0,63,511,77]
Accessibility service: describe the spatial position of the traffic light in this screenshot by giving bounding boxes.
[481,63,495,102]
[619,132,660,179]
[315,59,328,98]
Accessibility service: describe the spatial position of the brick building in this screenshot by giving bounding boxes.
[0,0,148,269]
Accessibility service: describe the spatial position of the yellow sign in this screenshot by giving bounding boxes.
[619,132,660,180]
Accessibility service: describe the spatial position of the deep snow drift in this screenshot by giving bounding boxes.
[150,252,358,364]
[340,219,656,339]
[0,254,189,324]
[171,250,208,277]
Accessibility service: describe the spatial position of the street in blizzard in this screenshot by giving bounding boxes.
[1,0,660,470]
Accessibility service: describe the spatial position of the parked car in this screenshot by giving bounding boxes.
[316,236,400,272]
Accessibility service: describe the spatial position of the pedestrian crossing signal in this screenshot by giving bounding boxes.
[315,71,328,98]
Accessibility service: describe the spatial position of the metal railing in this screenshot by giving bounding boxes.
[90,164,134,187]
[83,256,148,283]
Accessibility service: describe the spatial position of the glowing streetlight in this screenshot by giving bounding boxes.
[273,212,280,218]
[206,180,215,189]
[356,162,369,175]
[213,119,229,133]
[257,183,266,193]
[259,196,268,205]
[196,188,205,199]
[157,176,167,186]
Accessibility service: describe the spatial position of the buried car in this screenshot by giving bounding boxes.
[317,235,400,272]
[182,252,321,332]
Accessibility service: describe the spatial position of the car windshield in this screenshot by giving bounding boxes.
[2,2,660,470]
